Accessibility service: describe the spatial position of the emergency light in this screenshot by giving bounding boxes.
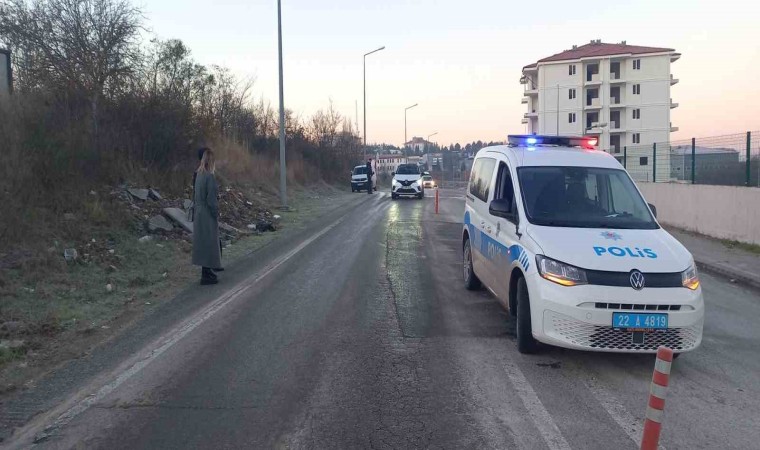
[508,135,598,149]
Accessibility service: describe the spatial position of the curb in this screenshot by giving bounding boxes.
[695,259,760,291]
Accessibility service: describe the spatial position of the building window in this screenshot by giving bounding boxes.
[569,64,576,76]
[640,156,648,166]
[633,84,641,95]
[633,133,641,144]
[633,109,641,119]
[568,113,576,123]
[568,88,576,100]
[633,59,641,70]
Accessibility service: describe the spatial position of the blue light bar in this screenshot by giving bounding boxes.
[508,134,597,148]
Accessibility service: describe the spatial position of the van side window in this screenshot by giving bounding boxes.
[469,157,496,202]
[494,162,516,208]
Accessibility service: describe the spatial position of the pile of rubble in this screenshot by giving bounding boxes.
[116,183,279,244]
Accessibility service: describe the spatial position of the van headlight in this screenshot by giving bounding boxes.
[536,255,588,286]
[681,264,700,290]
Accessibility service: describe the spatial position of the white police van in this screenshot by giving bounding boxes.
[462,135,704,354]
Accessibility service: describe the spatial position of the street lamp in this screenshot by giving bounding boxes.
[363,46,385,160]
[277,0,287,208]
[404,103,418,162]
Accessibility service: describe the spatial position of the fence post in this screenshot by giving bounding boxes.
[747,131,752,186]
[691,138,696,184]
[623,146,627,169]
[652,143,657,183]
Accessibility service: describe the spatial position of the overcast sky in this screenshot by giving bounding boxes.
[141,0,759,146]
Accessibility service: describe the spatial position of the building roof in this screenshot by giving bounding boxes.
[523,41,676,69]
[404,137,430,146]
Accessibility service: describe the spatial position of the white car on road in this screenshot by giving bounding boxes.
[462,135,704,354]
[392,164,424,199]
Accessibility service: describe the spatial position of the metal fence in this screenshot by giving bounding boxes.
[620,131,760,187]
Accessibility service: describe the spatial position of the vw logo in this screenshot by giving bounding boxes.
[630,270,645,290]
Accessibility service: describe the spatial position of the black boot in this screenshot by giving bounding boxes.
[201,267,218,285]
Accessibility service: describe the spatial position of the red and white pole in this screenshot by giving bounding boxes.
[641,346,674,450]
[435,188,439,214]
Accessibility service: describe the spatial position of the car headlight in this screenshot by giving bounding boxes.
[536,255,587,286]
[393,180,401,187]
[681,264,700,290]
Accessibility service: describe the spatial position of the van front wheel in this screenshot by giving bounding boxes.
[463,238,481,290]
[516,277,538,354]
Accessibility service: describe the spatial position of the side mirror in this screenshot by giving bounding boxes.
[391,172,395,176]
[489,198,517,223]
[648,203,657,218]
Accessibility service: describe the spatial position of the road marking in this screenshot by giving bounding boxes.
[17,215,348,446]
[582,376,666,450]
[502,360,572,450]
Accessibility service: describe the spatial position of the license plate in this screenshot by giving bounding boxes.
[612,312,668,330]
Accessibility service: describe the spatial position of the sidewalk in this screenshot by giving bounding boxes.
[667,227,760,290]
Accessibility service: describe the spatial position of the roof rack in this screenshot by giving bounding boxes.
[507,135,598,149]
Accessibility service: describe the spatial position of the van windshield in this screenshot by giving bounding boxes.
[353,167,368,175]
[517,166,658,229]
[396,164,420,175]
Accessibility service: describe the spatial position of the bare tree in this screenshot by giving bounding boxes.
[0,0,143,150]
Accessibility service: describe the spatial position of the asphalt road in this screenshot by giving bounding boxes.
[11,189,760,449]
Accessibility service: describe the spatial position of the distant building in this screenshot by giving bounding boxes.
[375,154,405,174]
[422,153,443,170]
[670,146,740,181]
[521,40,680,176]
[404,137,433,153]
[0,48,11,96]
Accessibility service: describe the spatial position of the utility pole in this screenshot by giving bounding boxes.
[404,103,418,163]
[363,46,385,161]
[556,84,560,136]
[277,0,287,208]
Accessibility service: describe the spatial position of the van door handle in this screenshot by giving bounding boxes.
[480,221,486,228]
[485,226,492,234]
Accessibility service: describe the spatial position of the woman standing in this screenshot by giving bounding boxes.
[192,149,222,285]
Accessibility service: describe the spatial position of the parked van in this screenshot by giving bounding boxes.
[351,165,376,193]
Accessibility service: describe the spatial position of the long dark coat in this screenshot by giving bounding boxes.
[192,171,222,269]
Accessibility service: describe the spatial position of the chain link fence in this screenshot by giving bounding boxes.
[619,131,759,187]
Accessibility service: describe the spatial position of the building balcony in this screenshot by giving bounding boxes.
[670,99,679,109]
[585,97,602,109]
[521,118,529,124]
[524,87,538,96]
[609,122,625,133]
[670,124,679,132]
[670,74,679,85]
[584,74,602,85]
[585,124,605,134]
[609,100,626,108]
[609,77,626,84]
[521,97,528,104]
[526,111,538,118]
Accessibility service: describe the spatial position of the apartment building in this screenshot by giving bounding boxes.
[375,154,405,175]
[521,40,680,173]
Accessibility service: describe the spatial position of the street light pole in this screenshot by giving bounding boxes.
[427,132,438,153]
[363,46,385,160]
[404,103,418,163]
[277,0,287,208]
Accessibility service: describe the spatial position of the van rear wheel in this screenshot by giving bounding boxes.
[516,277,538,354]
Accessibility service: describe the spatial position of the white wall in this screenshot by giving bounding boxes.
[638,182,760,245]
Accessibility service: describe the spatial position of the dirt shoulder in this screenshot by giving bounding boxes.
[0,184,358,396]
